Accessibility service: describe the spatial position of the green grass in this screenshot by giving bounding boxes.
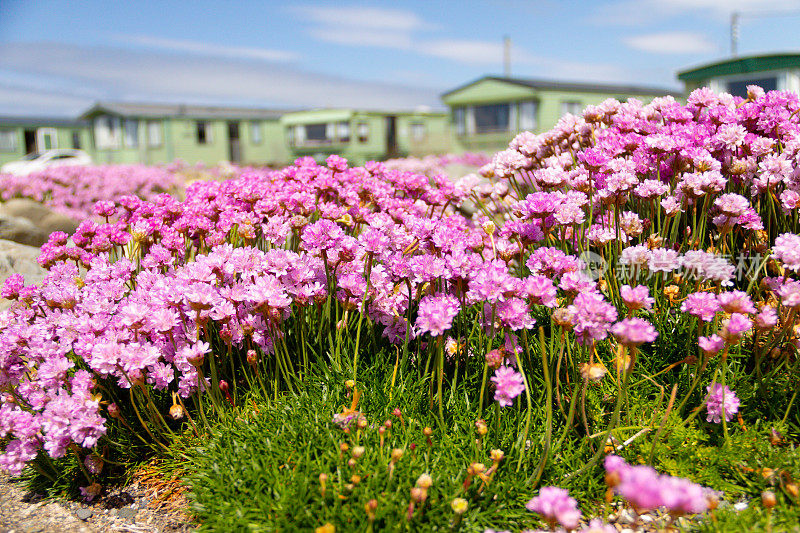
[176,357,800,532]
[184,363,546,531]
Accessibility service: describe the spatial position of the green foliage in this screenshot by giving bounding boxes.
[187,364,548,531]
[179,360,800,532]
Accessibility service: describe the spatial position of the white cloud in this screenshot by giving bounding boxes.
[0,84,91,116]
[311,28,413,50]
[297,6,434,32]
[625,32,716,54]
[119,35,300,62]
[294,5,431,50]
[592,0,800,25]
[294,5,539,67]
[421,40,508,65]
[0,42,441,116]
[656,0,800,16]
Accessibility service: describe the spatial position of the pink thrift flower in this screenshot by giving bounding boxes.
[774,233,800,271]
[681,292,720,322]
[620,284,654,312]
[698,334,725,356]
[568,291,618,345]
[705,384,740,424]
[526,486,582,530]
[755,307,778,330]
[611,318,658,347]
[1,273,24,300]
[491,366,525,408]
[719,313,752,344]
[415,294,460,337]
[648,248,681,272]
[717,290,756,314]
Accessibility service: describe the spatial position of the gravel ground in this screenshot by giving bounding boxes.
[0,473,195,533]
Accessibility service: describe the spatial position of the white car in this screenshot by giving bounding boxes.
[1,149,92,176]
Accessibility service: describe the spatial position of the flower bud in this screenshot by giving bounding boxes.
[475,419,488,436]
[451,498,468,515]
[345,379,355,390]
[391,448,404,462]
[552,307,575,329]
[663,285,680,303]
[485,348,504,369]
[605,470,621,488]
[351,446,365,459]
[467,462,486,476]
[423,427,433,437]
[706,492,720,510]
[315,523,335,533]
[365,498,378,521]
[107,403,121,419]
[169,403,185,420]
[416,473,433,489]
[490,449,505,463]
[580,362,608,382]
[290,215,309,229]
[186,351,204,367]
[762,490,777,509]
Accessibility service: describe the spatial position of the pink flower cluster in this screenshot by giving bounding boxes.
[0,164,180,221]
[384,152,491,178]
[604,455,713,516]
[525,486,582,530]
[1,155,572,475]
[491,366,525,407]
[705,384,740,424]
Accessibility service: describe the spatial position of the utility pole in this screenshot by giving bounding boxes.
[503,36,511,77]
[729,9,800,57]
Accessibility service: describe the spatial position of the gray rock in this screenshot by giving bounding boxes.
[0,198,54,225]
[39,211,80,236]
[617,509,636,524]
[0,213,48,247]
[75,507,93,520]
[0,199,80,243]
[117,507,137,521]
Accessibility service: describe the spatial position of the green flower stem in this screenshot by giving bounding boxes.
[352,252,374,383]
[529,328,553,488]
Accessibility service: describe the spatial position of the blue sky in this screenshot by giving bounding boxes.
[1,0,800,116]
